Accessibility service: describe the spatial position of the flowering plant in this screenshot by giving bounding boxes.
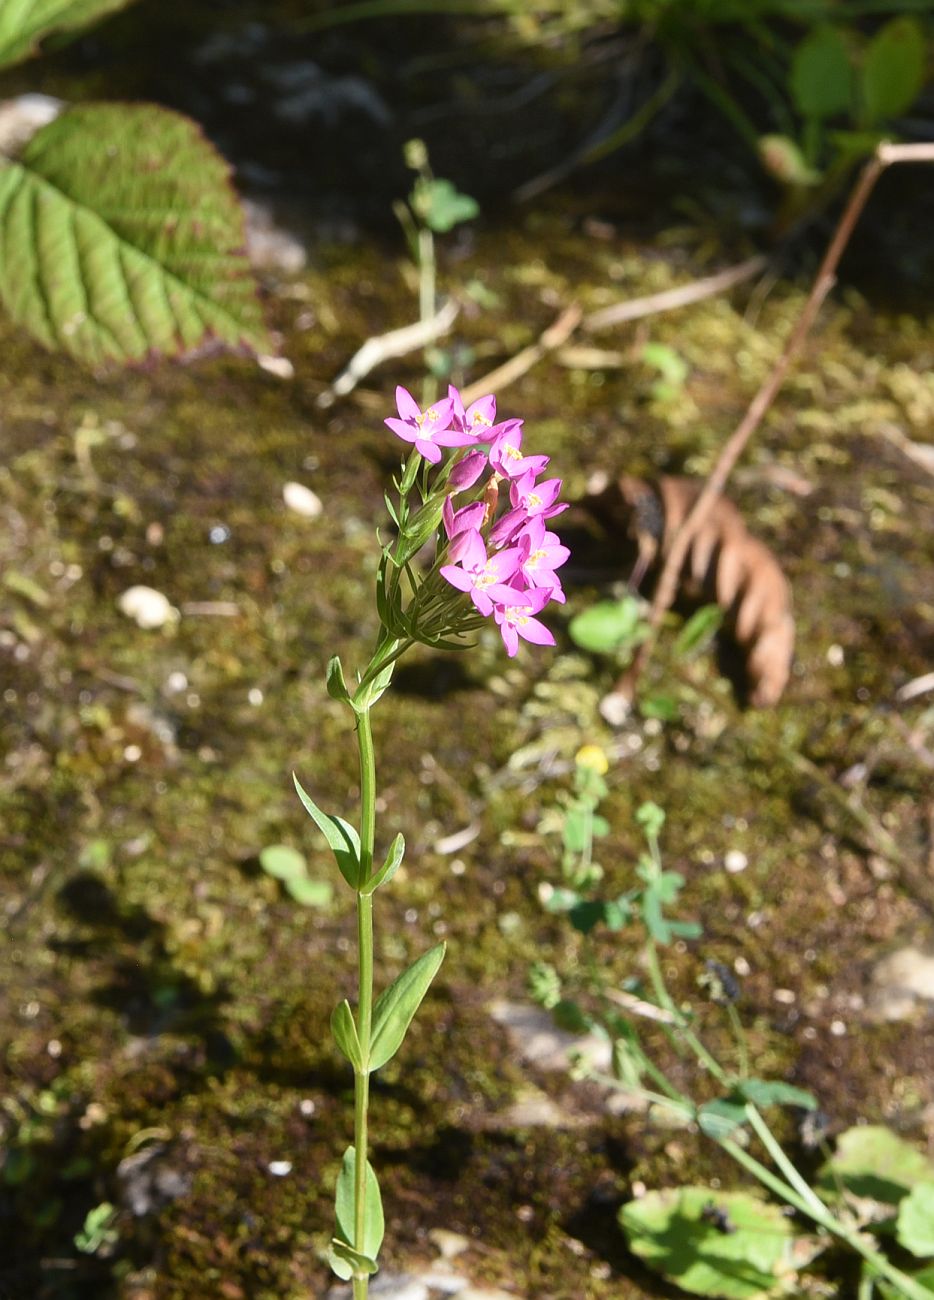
[293,385,566,1295]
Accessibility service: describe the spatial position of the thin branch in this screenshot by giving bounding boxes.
[458,303,582,406]
[584,255,768,332]
[614,141,934,704]
[319,298,460,405]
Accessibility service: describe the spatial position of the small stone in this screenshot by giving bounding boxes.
[724,849,748,874]
[267,1160,292,1176]
[418,1272,469,1294]
[258,354,295,380]
[428,1229,469,1260]
[118,586,178,630]
[283,481,323,518]
[869,946,934,1021]
[489,1000,611,1074]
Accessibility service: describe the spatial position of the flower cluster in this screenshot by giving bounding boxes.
[385,385,569,657]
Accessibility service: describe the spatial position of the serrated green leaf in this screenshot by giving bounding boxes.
[284,876,333,907]
[331,1002,363,1070]
[369,943,445,1073]
[698,1099,748,1141]
[326,655,351,705]
[897,1182,934,1258]
[292,773,361,889]
[328,1239,378,1279]
[736,1079,817,1112]
[0,0,133,70]
[259,844,306,881]
[790,26,853,119]
[334,1147,384,1260]
[818,1125,934,1205]
[360,832,404,896]
[0,104,268,366]
[862,17,926,124]
[620,1186,795,1298]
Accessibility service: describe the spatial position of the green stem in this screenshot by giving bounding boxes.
[644,939,728,1084]
[352,707,378,1299]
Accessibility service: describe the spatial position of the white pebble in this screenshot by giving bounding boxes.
[258,354,295,379]
[117,586,178,629]
[724,849,748,874]
[283,481,323,518]
[268,1160,292,1176]
[827,643,845,667]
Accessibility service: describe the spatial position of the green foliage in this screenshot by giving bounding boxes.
[412,177,480,233]
[332,1146,385,1278]
[674,605,724,658]
[620,1187,796,1299]
[331,1001,365,1070]
[818,1125,934,1205]
[642,341,690,401]
[368,943,446,1072]
[0,0,133,70]
[360,832,405,895]
[568,595,649,656]
[258,844,334,907]
[790,25,853,119]
[861,17,926,124]
[897,1183,934,1259]
[74,1201,119,1255]
[292,774,363,890]
[0,105,268,366]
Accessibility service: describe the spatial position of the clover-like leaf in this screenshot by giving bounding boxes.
[0,104,269,366]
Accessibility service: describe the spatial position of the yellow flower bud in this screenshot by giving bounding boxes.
[575,744,608,775]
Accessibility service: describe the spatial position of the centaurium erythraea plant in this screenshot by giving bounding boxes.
[292,385,567,1296]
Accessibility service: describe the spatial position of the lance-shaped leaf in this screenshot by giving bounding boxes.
[334,1146,384,1260]
[360,832,404,896]
[331,1000,364,1071]
[326,655,352,705]
[368,942,445,1072]
[0,104,269,366]
[0,0,134,70]
[292,773,361,889]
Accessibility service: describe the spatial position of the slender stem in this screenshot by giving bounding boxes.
[352,707,378,1298]
[644,939,728,1084]
[744,1104,829,1219]
[726,1002,750,1078]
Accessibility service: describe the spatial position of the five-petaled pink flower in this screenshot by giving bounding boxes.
[516,516,570,603]
[385,387,474,464]
[492,586,556,657]
[440,529,522,617]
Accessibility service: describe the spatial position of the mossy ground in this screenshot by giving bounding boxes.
[2,6,934,1299]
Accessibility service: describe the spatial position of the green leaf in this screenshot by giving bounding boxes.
[636,802,666,839]
[897,1182,934,1259]
[413,178,479,233]
[0,0,133,69]
[328,1239,378,1280]
[758,135,821,187]
[674,604,724,658]
[326,656,352,705]
[331,1002,363,1070]
[292,773,362,890]
[569,596,648,655]
[284,876,333,907]
[861,17,926,124]
[697,1099,748,1142]
[735,1080,817,1112]
[562,807,591,855]
[790,26,853,119]
[360,832,405,896]
[0,104,268,366]
[620,1186,796,1298]
[259,844,306,881]
[818,1125,934,1205]
[639,693,679,722]
[334,1146,384,1259]
[368,943,445,1073]
[353,661,396,711]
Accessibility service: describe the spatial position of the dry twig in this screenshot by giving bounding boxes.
[458,303,582,406]
[584,255,768,332]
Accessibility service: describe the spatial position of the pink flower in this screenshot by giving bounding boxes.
[449,386,499,439]
[516,516,569,603]
[490,585,556,657]
[448,450,488,491]
[385,386,473,464]
[443,497,486,541]
[489,421,549,480]
[489,470,568,546]
[440,529,521,616]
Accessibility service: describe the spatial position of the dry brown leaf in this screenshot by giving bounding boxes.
[590,475,795,707]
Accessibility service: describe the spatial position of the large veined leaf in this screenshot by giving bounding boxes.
[0,0,134,70]
[0,104,269,366]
